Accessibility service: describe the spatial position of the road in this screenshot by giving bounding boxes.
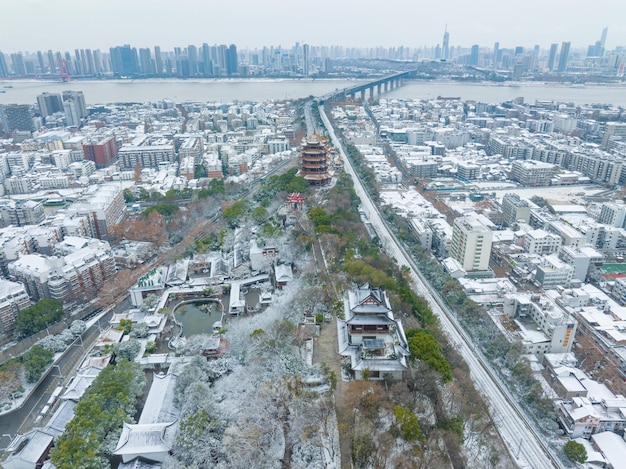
[0,310,114,454]
[319,102,563,469]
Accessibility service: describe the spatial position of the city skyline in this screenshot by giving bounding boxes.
[2,0,625,52]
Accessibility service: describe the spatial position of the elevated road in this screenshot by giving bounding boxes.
[319,103,563,469]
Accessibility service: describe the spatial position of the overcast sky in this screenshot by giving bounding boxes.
[2,0,625,53]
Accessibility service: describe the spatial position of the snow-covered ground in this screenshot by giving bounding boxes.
[323,104,562,469]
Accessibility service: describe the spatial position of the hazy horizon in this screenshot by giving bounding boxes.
[2,0,625,53]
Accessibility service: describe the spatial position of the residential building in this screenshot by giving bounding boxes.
[449,213,493,272]
[337,284,410,380]
[65,183,125,240]
[503,293,577,355]
[118,143,176,170]
[82,135,118,168]
[0,104,34,133]
[598,201,626,228]
[501,193,530,226]
[0,279,30,338]
[523,229,562,255]
[511,160,555,186]
[534,254,575,289]
[37,92,64,117]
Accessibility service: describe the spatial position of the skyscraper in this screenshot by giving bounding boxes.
[109,45,139,77]
[0,51,8,77]
[154,46,163,76]
[62,91,87,118]
[547,43,558,71]
[442,26,450,61]
[303,43,310,76]
[0,105,34,133]
[226,44,238,76]
[557,41,571,73]
[37,92,64,117]
[139,48,154,75]
[492,42,500,68]
[469,44,479,66]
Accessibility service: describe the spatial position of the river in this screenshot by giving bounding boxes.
[1,78,626,107]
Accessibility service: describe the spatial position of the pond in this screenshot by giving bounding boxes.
[174,301,223,336]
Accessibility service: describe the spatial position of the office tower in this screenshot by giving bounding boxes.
[187,45,198,76]
[547,43,558,71]
[62,91,87,118]
[442,26,450,60]
[514,46,524,56]
[450,213,493,272]
[109,45,139,77]
[492,42,500,67]
[139,48,154,75]
[201,43,212,76]
[92,50,103,74]
[154,46,163,75]
[47,50,56,74]
[10,53,27,76]
[64,51,75,76]
[0,51,8,77]
[36,51,45,73]
[601,27,608,48]
[226,44,238,76]
[303,43,310,76]
[64,99,80,127]
[557,41,571,72]
[0,105,34,133]
[37,92,64,117]
[470,44,479,66]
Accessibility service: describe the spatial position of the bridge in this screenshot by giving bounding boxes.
[321,70,414,103]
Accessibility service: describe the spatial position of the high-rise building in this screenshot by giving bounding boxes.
[37,92,64,117]
[469,44,479,66]
[187,45,198,76]
[62,91,87,117]
[139,48,154,75]
[303,43,310,76]
[10,53,27,76]
[492,42,500,67]
[0,105,34,133]
[0,51,8,77]
[442,26,450,61]
[154,46,163,75]
[226,44,238,76]
[449,213,493,272]
[557,41,571,73]
[83,136,118,167]
[547,43,558,71]
[47,50,56,74]
[109,45,139,77]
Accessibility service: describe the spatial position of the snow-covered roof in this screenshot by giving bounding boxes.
[591,431,626,469]
[138,372,178,425]
[3,429,55,468]
[113,422,177,457]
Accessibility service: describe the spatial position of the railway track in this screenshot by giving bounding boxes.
[319,101,564,469]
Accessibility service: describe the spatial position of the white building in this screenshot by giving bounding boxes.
[503,292,577,355]
[523,229,562,256]
[449,213,493,273]
[534,254,575,289]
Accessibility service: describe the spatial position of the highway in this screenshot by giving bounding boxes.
[318,102,563,469]
[0,309,114,454]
